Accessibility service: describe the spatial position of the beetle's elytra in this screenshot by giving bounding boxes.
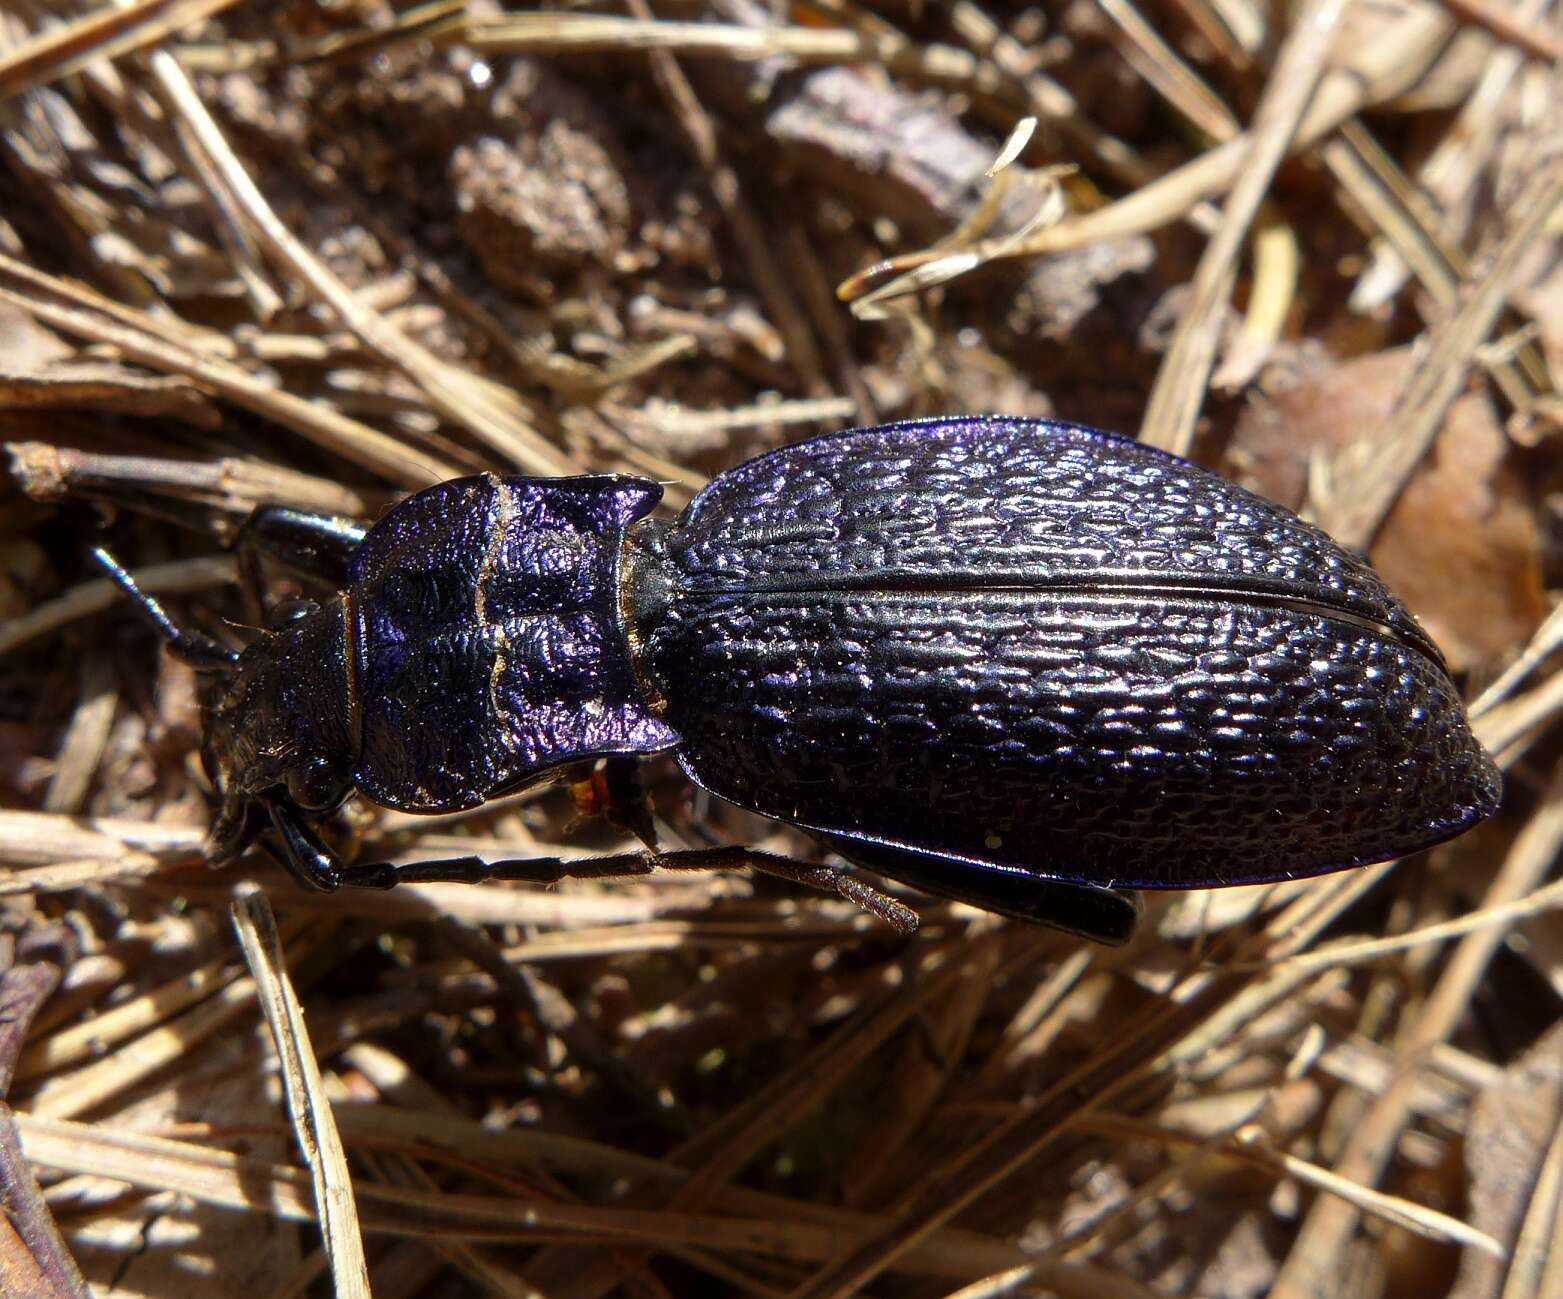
[97,416,1500,944]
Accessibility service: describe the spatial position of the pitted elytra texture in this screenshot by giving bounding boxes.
[645,591,1492,888]
[636,417,1497,887]
[665,417,1433,656]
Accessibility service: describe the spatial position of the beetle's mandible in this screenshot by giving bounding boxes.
[96,417,1500,944]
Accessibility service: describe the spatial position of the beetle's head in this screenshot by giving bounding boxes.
[204,599,356,859]
[91,549,354,864]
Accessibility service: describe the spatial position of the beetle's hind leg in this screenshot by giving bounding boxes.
[817,834,1142,945]
[236,506,366,624]
[329,844,918,933]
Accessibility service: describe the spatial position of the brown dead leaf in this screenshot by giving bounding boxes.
[1230,348,1546,672]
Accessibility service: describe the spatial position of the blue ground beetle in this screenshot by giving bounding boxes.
[95,417,1500,944]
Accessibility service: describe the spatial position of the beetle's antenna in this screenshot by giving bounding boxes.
[90,546,239,669]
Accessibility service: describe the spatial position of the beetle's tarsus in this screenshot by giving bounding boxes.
[734,853,919,933]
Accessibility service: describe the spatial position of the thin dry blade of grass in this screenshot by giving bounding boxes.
[1270,767,1563,1299]
[1261,877,1563,976]
[1435,0,1563,58]
[231,894,370,1299]
[1351,0,1548,309]
[147,51,572,479]
[1078,1112,1505,1255]
[786,965,1257,1299]
[1138,0,1349,455]
[1019,3,1455,256]
[0,0,242,100]
[16,916,309,1082]
[1497,1101,1563,1299]
[0,556,235,658]
[173,0,465,74]
[1319,120,1551,418]
[0,278,453,488]
[1210,208,1300,390]
[1093,0,1240,142]
[14,1111,1047,1278]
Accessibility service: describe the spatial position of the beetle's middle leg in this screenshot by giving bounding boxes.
[329,844,918,933]
[236,506,367,624]
[568,757,660,852]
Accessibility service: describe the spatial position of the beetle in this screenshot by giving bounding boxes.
[94,416,1500,944]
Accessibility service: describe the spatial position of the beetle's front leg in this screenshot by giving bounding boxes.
[331,844,918,933]
[236,506,367,624]
[264,802,347,891]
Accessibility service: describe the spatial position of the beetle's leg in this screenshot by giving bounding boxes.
[566,757,660,851]
[816,834,1142,945]
[601,757,659,852]
[264,802,343,890]
[333,846,918,933]
[236,506,366,623]
[208,798,267,864]
[90,546,238,670]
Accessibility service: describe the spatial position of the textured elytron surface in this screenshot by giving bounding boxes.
[640,418,1500,887]
[665,416,1433,653]
[350,475,677,811]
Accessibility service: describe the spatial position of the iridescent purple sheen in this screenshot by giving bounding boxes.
[349,475,677,811]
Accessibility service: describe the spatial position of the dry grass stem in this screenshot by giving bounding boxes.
[1271,769,1563,1298]
[0,0,243,101]
[1139,0,1349,454]
[1321,147,1563,547]
[1321,120,1551,418]
[0,280,454,488]
[0,557,236,658]
[1435,0,1563,58]
[232,897,370,1297]
[1093,0,1240,142]
[1498,1103,1563,1299]
[148,52,569,478]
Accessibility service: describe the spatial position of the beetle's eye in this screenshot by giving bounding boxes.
[267,598,320,630]
[286,757,343,811]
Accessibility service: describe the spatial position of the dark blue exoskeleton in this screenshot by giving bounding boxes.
[95,417,1500,944]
